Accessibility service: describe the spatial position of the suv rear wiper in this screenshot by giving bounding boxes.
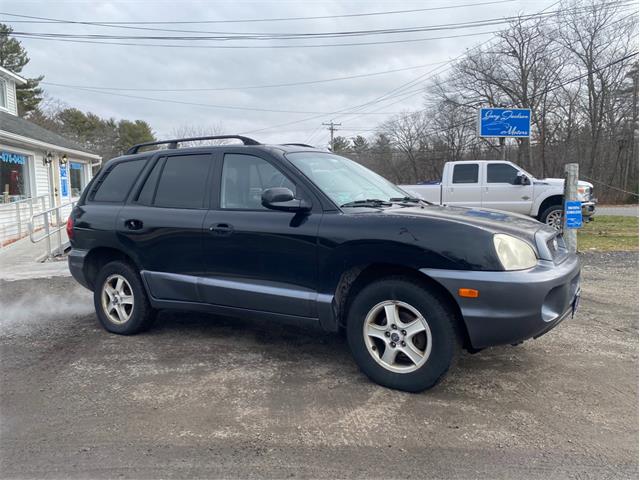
[340,199,392,208]
[389,196,434,206]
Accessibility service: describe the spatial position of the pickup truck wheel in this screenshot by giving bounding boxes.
[540,205,563,230]
[94,261,156,335]
[346,278,459,392]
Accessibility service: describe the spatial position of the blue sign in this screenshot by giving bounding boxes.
[478,108,531,138]
[0,151,27,165]
[565,201,583,229]
[59,164,69,198]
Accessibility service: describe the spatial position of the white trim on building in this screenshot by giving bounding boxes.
[0,66,101,246]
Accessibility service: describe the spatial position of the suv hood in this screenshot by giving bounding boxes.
[352,204,555,245]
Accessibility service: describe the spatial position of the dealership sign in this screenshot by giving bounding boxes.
[478,108,531,138]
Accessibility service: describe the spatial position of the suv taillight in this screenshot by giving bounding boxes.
[66,216,74,240]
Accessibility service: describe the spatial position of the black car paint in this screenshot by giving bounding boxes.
[69,145,567,347]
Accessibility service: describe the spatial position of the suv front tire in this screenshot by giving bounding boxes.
[94,260,156,335]
[346,278,459,392]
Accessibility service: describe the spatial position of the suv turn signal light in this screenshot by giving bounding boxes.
[458,288,479,298]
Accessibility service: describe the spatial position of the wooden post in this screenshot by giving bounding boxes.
[563,163,579,253]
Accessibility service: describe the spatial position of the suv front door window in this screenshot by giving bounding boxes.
[220,153,296,210]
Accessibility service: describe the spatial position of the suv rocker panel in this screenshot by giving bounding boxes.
[140,270,338,331]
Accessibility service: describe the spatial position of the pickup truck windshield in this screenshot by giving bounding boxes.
[287,152,407,207]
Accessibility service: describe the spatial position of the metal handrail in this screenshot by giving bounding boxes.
[0,194,48,208]
[0,195,49,248]
[29,200,76,260]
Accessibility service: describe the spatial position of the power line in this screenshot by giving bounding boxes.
[42,83,414,115]
[5,12,560,40]
[328,6,636,126]
[0,1,518,26]
[240,0,565,135]
[40,60,450,92]
[3,1,631,44]
[7,28,501,49]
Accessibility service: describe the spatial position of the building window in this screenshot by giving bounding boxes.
[0,79,6,109]
[69,162,86,198]
[0,151,30,203]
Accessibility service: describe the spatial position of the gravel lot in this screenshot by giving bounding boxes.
[1,252,638,479]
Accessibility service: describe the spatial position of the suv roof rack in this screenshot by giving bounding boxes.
[126,135,261,155]
[281,143,315,148]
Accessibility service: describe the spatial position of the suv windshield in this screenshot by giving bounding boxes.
[287,152,408,207]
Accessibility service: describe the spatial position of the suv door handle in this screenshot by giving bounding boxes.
[124,219,143,230]
[209,223,234,235]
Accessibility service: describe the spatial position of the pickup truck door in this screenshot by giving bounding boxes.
[481,162,534,215]
[441,163,482,208]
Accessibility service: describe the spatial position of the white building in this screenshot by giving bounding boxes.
[0,66,101,246]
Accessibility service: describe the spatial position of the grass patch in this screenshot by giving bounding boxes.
[577,215,638,251]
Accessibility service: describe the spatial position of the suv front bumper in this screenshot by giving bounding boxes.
[420,254,580,349]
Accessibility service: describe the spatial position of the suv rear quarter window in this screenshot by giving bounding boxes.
[92,159,146,202]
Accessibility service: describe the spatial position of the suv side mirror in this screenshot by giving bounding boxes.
[261,187,311,213]
[514,173,530,186]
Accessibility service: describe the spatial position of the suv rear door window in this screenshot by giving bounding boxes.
[93,159,145,202]
[153,154,211,209]
[487,163,519,184]
[221,154,295,210]
[452,164,479,184]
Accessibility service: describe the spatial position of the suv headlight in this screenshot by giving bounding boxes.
[493,234,537,270]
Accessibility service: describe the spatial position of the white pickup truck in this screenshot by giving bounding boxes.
[401,160,596,229]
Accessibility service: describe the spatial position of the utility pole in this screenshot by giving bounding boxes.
[563,163,579,253]
[322,121,341,151]
[499,137,507,160]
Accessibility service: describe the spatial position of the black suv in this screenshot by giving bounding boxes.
[68,135,581,392]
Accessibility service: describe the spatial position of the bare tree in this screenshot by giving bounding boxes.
[380,111,430,181]
[169,123,228,146]
[556,0,638,178]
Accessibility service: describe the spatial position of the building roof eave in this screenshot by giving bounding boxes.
[0,130,102,164]
[0,66,28,85]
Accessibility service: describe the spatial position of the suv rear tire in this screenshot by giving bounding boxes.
[94,260,156,335]
[346,278,459,392]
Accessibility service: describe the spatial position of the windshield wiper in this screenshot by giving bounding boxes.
[389,196,434,206]
[340,199,392,208]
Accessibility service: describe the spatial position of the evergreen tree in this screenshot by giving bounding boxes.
[0,24,43,116]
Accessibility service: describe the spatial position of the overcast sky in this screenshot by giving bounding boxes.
[3,0,558,147]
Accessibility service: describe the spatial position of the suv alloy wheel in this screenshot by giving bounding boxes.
[94,261,156,335]
[346,278,459,392]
